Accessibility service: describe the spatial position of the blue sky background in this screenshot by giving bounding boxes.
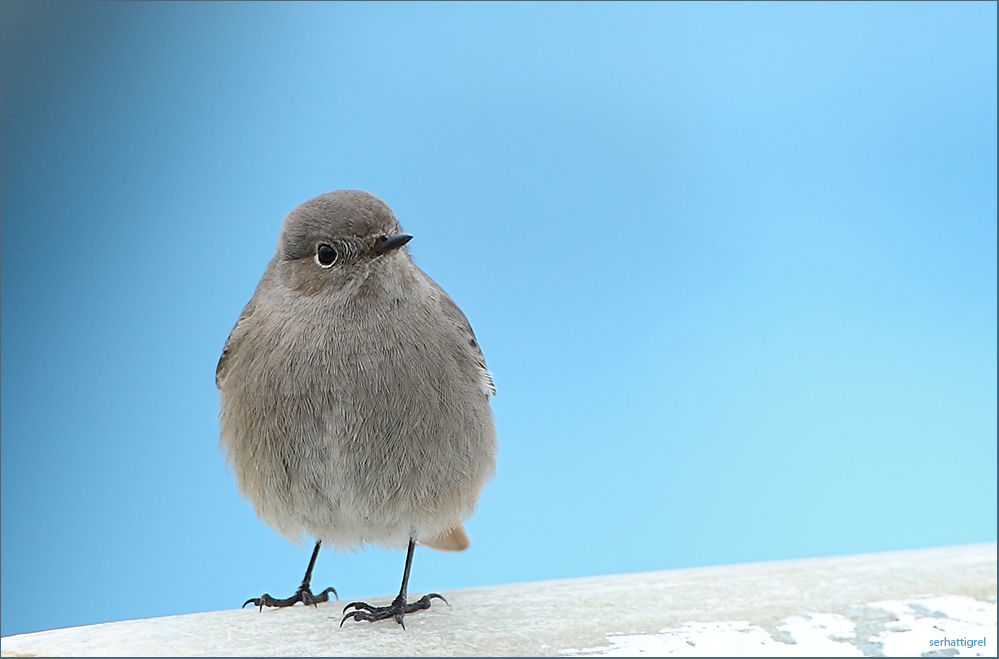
[1,1,995,638]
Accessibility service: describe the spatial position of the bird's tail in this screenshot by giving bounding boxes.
[422,524,471,551]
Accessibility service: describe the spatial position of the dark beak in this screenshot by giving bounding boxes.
[369,233,413,256]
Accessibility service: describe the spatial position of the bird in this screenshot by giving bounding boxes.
[216,190,497,627]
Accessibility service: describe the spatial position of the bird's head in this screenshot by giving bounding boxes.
[276,190,414,297]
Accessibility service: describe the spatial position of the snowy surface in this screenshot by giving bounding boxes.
[2,543,995,657]
[562,596,996,656]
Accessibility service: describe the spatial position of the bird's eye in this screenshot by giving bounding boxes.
[317,244,337,267]
[376,235,389,244]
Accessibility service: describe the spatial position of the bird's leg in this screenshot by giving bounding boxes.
[243,540,338,610]
[341,538,447,628]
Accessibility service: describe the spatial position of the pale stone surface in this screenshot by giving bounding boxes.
[2,543,995,657]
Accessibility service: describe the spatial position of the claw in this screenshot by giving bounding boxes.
[242,586,336,611]
[342,601,375,614]
[425,593,448,606]
[340,610,367,627]
[339,592,446,627]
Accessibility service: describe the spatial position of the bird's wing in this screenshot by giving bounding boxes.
[216,298,257,390]
[217,262,280,389]
[438,291,496,396]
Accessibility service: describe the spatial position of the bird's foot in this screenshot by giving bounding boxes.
[243,584,338,610]
[341,592,447,628]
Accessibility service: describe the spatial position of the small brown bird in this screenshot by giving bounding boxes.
[216,190,496,626]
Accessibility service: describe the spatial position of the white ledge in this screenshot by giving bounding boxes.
[2,543,996,657]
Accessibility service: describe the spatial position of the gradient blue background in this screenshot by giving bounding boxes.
[2,1,996,638]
